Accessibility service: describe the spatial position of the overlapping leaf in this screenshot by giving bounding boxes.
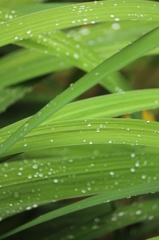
[0,1,159,239]
[0,26,159,156]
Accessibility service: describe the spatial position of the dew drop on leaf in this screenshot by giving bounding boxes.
[13,192,20,198]
[136,210,142,215]
[131,153,135,158]
[27,30,31,35]
[53,179,58,183]
[130,168,135,172]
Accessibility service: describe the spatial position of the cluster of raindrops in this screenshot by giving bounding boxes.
[110,200,158,225]
[0,9,17,23]
[0,142,159,220]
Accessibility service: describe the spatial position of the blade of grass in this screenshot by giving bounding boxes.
[0,1,159,47]
[0,86,32,114]
[1,88,159,155]
[1,15,158,88]
[47,198,159,240]
[0,49,72,87]
[0,26,159,156]
[1,143,159,218]
[46,88,159,121]
[1,181,159,239]
[148,237,159,240]
[100,71,131,93]
[0,0,44,8]
[1,117,159,157]
[14,3,71,14]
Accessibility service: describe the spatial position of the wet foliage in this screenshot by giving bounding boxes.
[0,0,159,239]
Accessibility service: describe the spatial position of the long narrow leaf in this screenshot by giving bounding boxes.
[1,181,159,239]
[0,27,159,156]
[0,1,159,47]
[0,86,32,114]
[1,117,159,157]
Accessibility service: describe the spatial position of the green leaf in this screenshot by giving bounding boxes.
[0,49,72,88]
[0,26,159,156]
[1,1,159,239]
[1,117,159,157]
[148,237,159,240]
[1,143,159,216]
[0,86,32,114]
[1,180,159,239]
[0,0,45,8]
[46,198,159,240]
[0,1,159,47]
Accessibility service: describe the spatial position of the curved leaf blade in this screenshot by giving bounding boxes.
[1,181,159,239]
[0,1,159,47]
[0,26,159,156]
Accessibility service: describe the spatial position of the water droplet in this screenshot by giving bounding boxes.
[111,216,117,221]
[13,192,20,198]
[131,153,135,158]
[130,168,135,172]
[81,189,86,193]
[111,23,120,30]
[32,164,38,169]
[26,206,32,210]
[118,212,124,217]
[24,122,29,127]
[31,189,35,193]
[136,210,142,215]
[53,179,58,183]
[141,175,146,179]
[87,123,91,127]
[74,53,79,59]
[135,162,140,167]
[4,163,8,167]
[68,159,73,163]
[33,204,38,208]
